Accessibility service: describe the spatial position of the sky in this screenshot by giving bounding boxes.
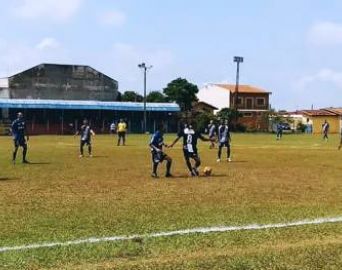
[0,0,342,110]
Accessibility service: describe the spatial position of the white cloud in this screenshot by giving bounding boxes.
[99,10,126,27]
[13,0,83,22]
[296,68,342,89]
[0,39,70,77]
[308,21,342,46]
[288,68,342,109]
[36,38,60,50]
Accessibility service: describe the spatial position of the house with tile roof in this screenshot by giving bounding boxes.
[197,83,271,131]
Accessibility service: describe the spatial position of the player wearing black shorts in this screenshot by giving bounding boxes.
[149,123,172,178]
[217,119,231,162]
[75,119,95,157]
[208,120,216,149]
[11,112,29,164]
[169,122,209,176]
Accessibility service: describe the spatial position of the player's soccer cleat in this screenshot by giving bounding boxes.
[79,155,84,158]
[217,158,221,162]
[192,168,199,177]
[227,158,232,162]
[89,154,93,158]
[165,173,173,178]
[151,173,158,178]
[22,160,30,164]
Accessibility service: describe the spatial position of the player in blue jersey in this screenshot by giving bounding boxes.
[276,123,283,140]
[149,123,173,178]
[217,119,231,162]
[11,112,29,164]
[169,122,209,177]
[75,119,95,158]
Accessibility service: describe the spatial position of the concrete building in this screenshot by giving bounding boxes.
[197,83,271,131]
[300,109,341,134]
[0,63,119,101]
[0,63,180,134]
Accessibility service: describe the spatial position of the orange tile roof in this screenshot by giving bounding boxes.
[323,108,342,115]
[301,110,338,116]
[214,84,271,94]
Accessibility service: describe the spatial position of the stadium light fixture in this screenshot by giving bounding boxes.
[233,56,244,122]
[138,62,153,133]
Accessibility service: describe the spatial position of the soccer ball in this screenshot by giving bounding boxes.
[203,166,212,176]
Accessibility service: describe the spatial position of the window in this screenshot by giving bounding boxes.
[243,112,252,117]
[246,98,253,109]
[237,97,243,105]
[257,98,265,106]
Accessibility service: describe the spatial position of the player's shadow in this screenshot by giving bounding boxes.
[0,177,20,182]
[24,162,51,165]
[176,174,228,179]
[230,160,248,163]
[90,156,109,159]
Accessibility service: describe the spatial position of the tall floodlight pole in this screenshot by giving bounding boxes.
[138,62,153,133]
[233,56,244,123]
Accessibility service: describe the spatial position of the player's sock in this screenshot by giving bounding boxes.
[152,162,158,175]
[12,150,17,162]
[166,160,172,176]
[23,146,28,162]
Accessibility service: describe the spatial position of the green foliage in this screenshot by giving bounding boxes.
[297,122,307,133]
[121,91,143,102]
[163,78,199,111]
[216,108,242,123]
[146,91,168,103]
[193,112,215,132]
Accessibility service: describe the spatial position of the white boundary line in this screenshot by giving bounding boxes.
[1,216,342,253]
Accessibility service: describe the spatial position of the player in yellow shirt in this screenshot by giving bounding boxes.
[117,119,127,146]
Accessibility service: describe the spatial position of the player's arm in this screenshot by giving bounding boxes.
[168,136,181,148]
[25,124,29,141]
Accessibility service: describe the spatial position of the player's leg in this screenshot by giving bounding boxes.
[80,140,85,157]
[12,140,19,163]
[151,152,159,178]
[227,144,231,162]
[164,155,173,177]
[122,132,126,146]
[192,155,201,176]
[87,141,92,156]
[22,142,28,163]
[183,150,193,175]
[117,132,122,146]
[217,143,222,162]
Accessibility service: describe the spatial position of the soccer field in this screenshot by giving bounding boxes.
[0,134,342,269]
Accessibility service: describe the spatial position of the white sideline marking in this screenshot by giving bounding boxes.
[1,216,342,253]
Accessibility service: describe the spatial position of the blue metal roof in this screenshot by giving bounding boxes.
[0,99,180,112]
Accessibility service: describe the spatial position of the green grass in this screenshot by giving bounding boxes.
[0,133,342,269]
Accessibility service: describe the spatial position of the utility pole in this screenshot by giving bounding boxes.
[138,62,153,133]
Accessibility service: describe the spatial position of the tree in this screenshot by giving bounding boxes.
[216,108,246,132]
[216,108,241,124]
[121,91,143,102]
[146,91,167,103]
[163,78,199,111]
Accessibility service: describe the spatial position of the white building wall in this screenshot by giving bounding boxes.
[197,84,230,113]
